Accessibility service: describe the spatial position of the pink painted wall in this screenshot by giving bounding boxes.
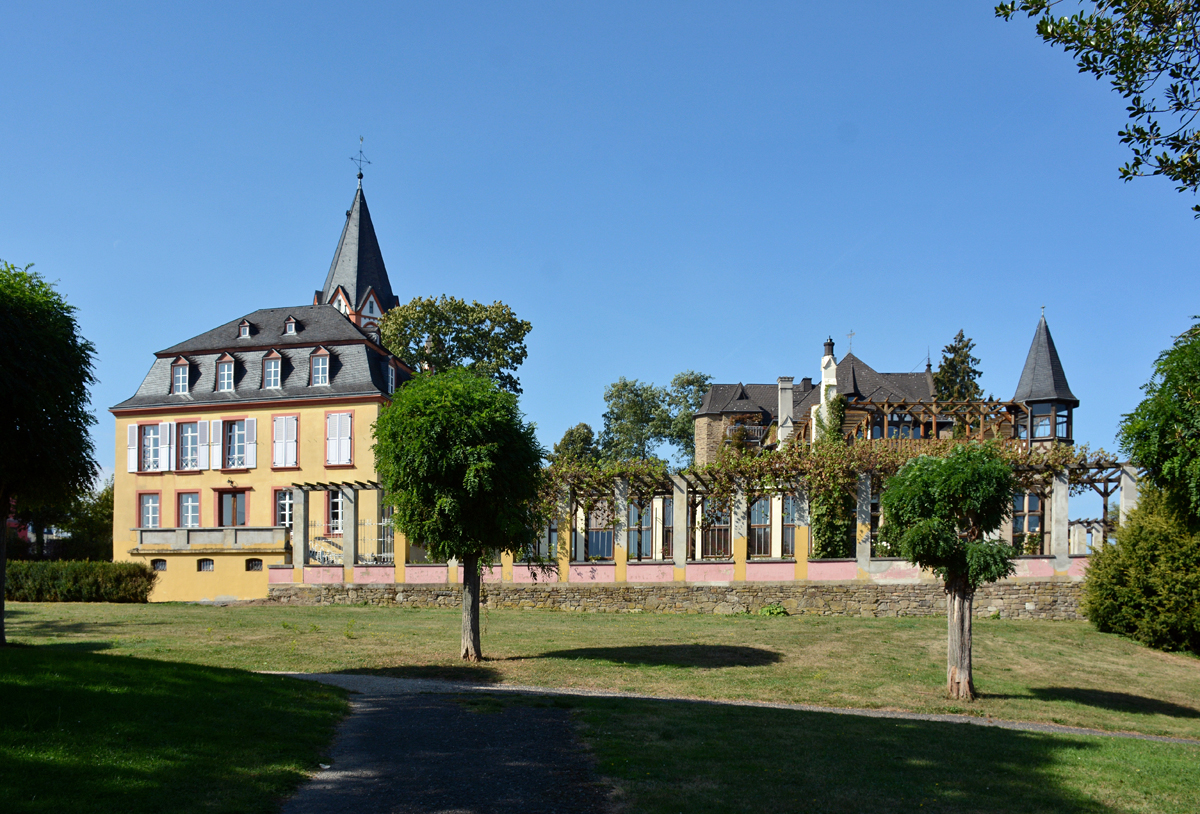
[807,560,857,581]
[1068,557,1091,578]
[1012,557,1055,578]
[267,567,294,584]
[512,564,559,583]
[404,564,449,584]
[569,563,616,582]
[686,562,735,582]
[457,565,503,583]
[871,562,922,582]
[626,563,675,582]
[353,566,395,584]
[303,566,344,584]
[745,561,795,582]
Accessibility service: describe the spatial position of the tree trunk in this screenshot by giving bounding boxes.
[946,576,974,700]
[460,553,482,662]
[1,488,9,647]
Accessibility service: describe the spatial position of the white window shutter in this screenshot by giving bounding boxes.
[245,418,257,468]
[285,416,297,467]
[159,422,173,471]
[339,414,352,465]
[126,424,138,472]
[326,413,337,464]
[197,420,209,470]
[211,420,223,468]
[273,416,285,467]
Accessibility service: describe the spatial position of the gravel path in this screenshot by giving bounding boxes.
[280,671,1200,747]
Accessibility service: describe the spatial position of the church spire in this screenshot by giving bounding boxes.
[318,183,398,335]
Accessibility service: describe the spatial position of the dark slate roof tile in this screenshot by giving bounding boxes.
[1013,316,1079,406]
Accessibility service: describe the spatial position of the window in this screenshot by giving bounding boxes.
[245,558,263,572]
[627,503,653,560]
[286,322,296,335]
[151,559,167,572]
[173,363,188,394]
[275,489,293,528]
[218,361,234,392]
[264,357,281,388]
[1013,492,1044,553]
[224,420,246,468]
[240,325,249,338]
[749,498,771,558]
[1056,406,1070,439]
[179,493,200,528]
[701,500,731,559]
[177,422,200,469]
[140,425,161,471]
[140,494,160,528]
[219,492,247,527]
[662,498,674,560]
[544,518,558,559]
[311,354,329,386]
[329,491,343,535]
[782,495,800,558]
[387,364,396,394]
[326,412,352,465]
[273,415,298,467]
[197,558,214,572]
[585,510,613,560]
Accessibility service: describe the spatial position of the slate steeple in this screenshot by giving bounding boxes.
[317,184,399,335]
[1012,315,1079,407]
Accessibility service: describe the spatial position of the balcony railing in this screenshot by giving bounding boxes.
[725,425,770,443]
[134,526,288,549]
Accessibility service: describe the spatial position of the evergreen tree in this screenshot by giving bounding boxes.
[933,330,984,402]
[551,423,599,465]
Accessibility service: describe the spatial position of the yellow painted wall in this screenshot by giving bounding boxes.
[113,399,383,602]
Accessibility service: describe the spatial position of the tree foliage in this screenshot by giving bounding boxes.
[551,423,599,465]
[1084,487,1200,653]
[373,368,543,660]
[597,370,712,466]
[999,1,1200,216]
[379,295,532,393]
[0,261,98,645]
[933,330,984,403]
[1117,317,1200,526]
[808,395,857,558]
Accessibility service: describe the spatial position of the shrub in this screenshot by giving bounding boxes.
[5,561,156,603]
[1083,489,1200,653]
[757,602,788,617]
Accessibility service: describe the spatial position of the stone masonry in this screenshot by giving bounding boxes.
[268,580,1084,620]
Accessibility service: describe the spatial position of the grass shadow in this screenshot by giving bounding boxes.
[532,644,783,668]
[1016,687,1200,719]
[344,664,504,684]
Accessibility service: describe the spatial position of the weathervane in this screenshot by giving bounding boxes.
[846,329,855,352]
[350,136,371,186]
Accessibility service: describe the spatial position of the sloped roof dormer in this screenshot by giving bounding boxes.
[238,319,252,338]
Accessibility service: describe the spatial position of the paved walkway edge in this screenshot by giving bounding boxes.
[266,672,1200,747]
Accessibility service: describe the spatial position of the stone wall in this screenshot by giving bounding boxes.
[693,416,725,467]
[268,579,1084,620]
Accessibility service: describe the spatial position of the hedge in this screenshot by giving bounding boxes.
[1083,489,1200,654]
[5,561,157,603]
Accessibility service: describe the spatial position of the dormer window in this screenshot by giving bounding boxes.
[387,364,395,394]
[172,358,189,395]
[263,354,281,389]
[217,355,235,392]
[284,317,297,336]
[311,349,330,386]
[238,320,251,339]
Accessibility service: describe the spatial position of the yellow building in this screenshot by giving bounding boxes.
[111,181,410,601]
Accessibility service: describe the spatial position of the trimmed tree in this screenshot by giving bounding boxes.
[373,368,543,661]
[0,262,98,645]
[879,443,1016,700]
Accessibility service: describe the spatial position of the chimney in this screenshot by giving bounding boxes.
[777,377,794,441]
[800,377,813,391]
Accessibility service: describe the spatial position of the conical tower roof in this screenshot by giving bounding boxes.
[1012,316,1078,406]
[321,185,398,311]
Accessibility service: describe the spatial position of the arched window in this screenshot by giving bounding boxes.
[197,558,215,572]
[150,559,167,572]
[245,558,263,572]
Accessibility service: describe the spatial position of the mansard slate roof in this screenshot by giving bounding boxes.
[320,186,398,311]
[156,305,373,356]
[697,381,815,421]
[112,305,407,411]
[1012,315,1079,406]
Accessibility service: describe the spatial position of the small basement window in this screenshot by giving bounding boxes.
[151,559,167,572]
[197,558,215,572]
[245,558,263,572]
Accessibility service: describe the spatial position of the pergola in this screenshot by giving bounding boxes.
[289,480,384,566]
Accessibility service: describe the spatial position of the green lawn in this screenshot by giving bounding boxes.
[0,642,346,814]
[8,602,1199,739]
[459,692,1200,814]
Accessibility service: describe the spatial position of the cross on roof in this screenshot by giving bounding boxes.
[350,136,371,182]
[846,329,855,352]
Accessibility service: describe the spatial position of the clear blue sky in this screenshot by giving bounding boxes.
[3,2,1196,516]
